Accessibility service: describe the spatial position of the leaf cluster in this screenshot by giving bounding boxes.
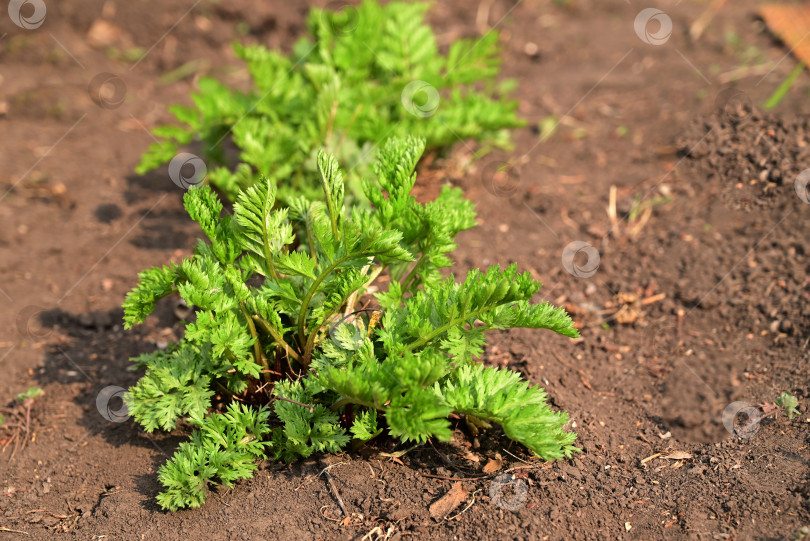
[123,136,578,510]
[135,0,524,201]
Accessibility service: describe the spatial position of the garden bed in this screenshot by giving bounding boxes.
[1,0,808,539]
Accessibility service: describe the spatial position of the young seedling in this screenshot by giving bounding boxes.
[776,391,799,419]
[123,137,579,510]
[136,1,524,202]
[15,387,43,402]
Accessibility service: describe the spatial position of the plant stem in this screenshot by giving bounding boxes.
[215,381,236,399]
[252,315,301,363]
[330,396,375,411]
[273,395,315,413]
[240,302,269,380]
[302,327,319,367]
[296,252,375,348]
[404,303,494,353]
[264,238,279,281]
[302,302,344,365]
[297,266,338,349]
[301,263,383,365]
[400,254,425,290]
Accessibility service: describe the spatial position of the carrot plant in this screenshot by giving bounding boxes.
[123,137,578,511]
[135,0,523,202]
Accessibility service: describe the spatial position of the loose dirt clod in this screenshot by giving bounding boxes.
[429,482,469,519]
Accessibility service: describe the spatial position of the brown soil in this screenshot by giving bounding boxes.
[1,0,809,539]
